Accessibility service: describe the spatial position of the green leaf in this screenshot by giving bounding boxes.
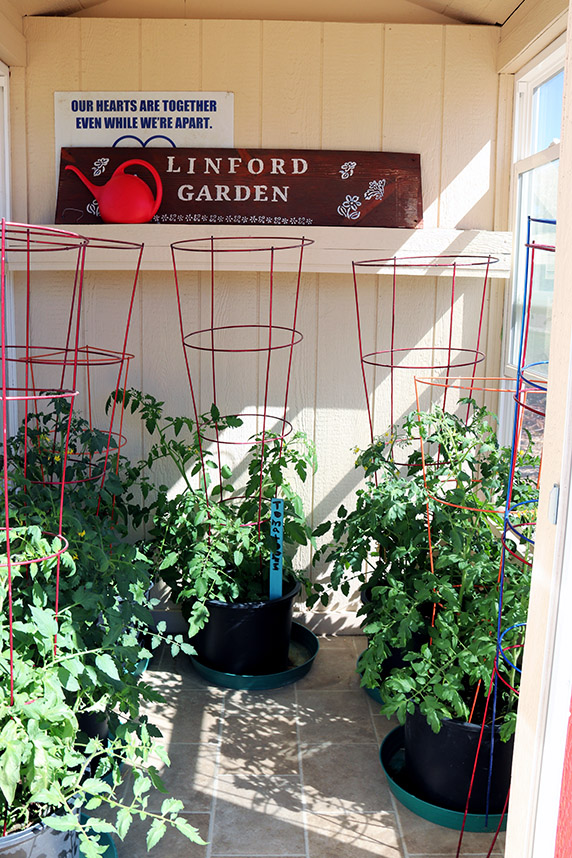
[95,653,120,681]
[115,807,133,840]
[58,666,80,692]
[83,817,116,833]
[31,787,62,805]
[0,722,22,805]
[194,509,207,526]
[172,817,206,843]
[81,778,113,796]
[44,815,78,832]
[426,708,442,734]
[132,773,151,798]
[147,765,167,793]
[159,551,178,571]
[160,797,184,815]
[77,831,105,858]
[295,461,307,481]
[29,605,58,639]
[146,819,167,850]
[285,521,308,546]
[311,522,331,538]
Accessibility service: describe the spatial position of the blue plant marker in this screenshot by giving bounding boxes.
[269,497,284,599]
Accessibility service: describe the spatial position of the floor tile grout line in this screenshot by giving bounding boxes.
[364,683,410,858]
[389,792,411,858]
[296,688,367,693]
[298,741,384,747]
[215,774,303,782]
[204,691,228,858]
[300,809,399,816]
[151,741,223,747]
[294,681,311,858]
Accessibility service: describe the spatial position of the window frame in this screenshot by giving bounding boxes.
[0,59,11,219]
[0,61,17,433]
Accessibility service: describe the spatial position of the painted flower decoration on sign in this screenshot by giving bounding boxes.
[339,161,357,179]
[337,195,362,220]
[92,158,110,177]
[364,178,386,201]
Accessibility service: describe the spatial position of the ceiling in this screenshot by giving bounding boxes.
[9,0,524,26]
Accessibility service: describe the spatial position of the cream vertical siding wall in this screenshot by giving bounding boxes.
[14,19,502,228]
[11,18,506,618]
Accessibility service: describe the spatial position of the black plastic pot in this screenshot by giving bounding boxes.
[0,815,117,858]
[193,580,301,675]
[0,819,79,858]
[404,707,514,814]
[78,710,109,742]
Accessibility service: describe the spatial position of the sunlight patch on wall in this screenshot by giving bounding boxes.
[440,141,492,229]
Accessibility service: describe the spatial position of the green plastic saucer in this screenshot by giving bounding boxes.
[190,621,319,690]
[380,726,507,833]
[133,656,149,677]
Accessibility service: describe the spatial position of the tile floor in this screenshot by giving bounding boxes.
[119,635,506,858]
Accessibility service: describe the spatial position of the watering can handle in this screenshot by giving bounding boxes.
[118,159,163,217]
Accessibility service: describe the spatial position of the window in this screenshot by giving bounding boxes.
[508,37,565,379]
[498,38,564,450]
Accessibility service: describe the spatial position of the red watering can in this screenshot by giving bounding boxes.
[66,159,163,223]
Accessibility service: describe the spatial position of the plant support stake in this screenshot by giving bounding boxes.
[269,497,284,599]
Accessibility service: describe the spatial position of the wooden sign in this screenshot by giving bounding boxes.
[55,147,423,228]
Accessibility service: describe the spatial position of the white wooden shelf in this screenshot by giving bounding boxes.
[8,225,512,277]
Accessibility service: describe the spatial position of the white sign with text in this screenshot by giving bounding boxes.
[54,91,234,153]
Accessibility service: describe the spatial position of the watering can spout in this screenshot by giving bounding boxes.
[65,164,99,198]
